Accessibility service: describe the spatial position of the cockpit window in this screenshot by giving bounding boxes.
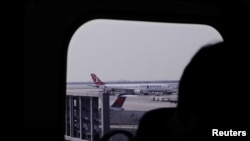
[65,19,223,141]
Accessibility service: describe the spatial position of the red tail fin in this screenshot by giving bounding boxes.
[90,73,105,85]
[111,96,126,108]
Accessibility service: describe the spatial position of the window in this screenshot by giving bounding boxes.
[66,19,223,141]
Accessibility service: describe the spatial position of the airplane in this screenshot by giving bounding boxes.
[90,73,174,95]
[98,94,127,111]
[109,95,127,111]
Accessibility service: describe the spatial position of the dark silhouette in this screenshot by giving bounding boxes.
[175,42,249,136]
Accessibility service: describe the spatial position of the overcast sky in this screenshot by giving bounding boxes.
[67,19,223,82]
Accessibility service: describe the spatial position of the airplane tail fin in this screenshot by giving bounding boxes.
[90,73,105,85]
[111,96,126,108]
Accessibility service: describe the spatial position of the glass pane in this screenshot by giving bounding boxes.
[66,19,223,141]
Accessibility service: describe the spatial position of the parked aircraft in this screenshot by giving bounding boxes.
[91,73,174,95]
[109,95,127,111]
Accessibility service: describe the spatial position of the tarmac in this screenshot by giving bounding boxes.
[66,86,178,141]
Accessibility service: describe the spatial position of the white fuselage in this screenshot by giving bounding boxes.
[102,83,173,94]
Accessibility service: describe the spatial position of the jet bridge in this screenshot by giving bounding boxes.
[65,91,110,141]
